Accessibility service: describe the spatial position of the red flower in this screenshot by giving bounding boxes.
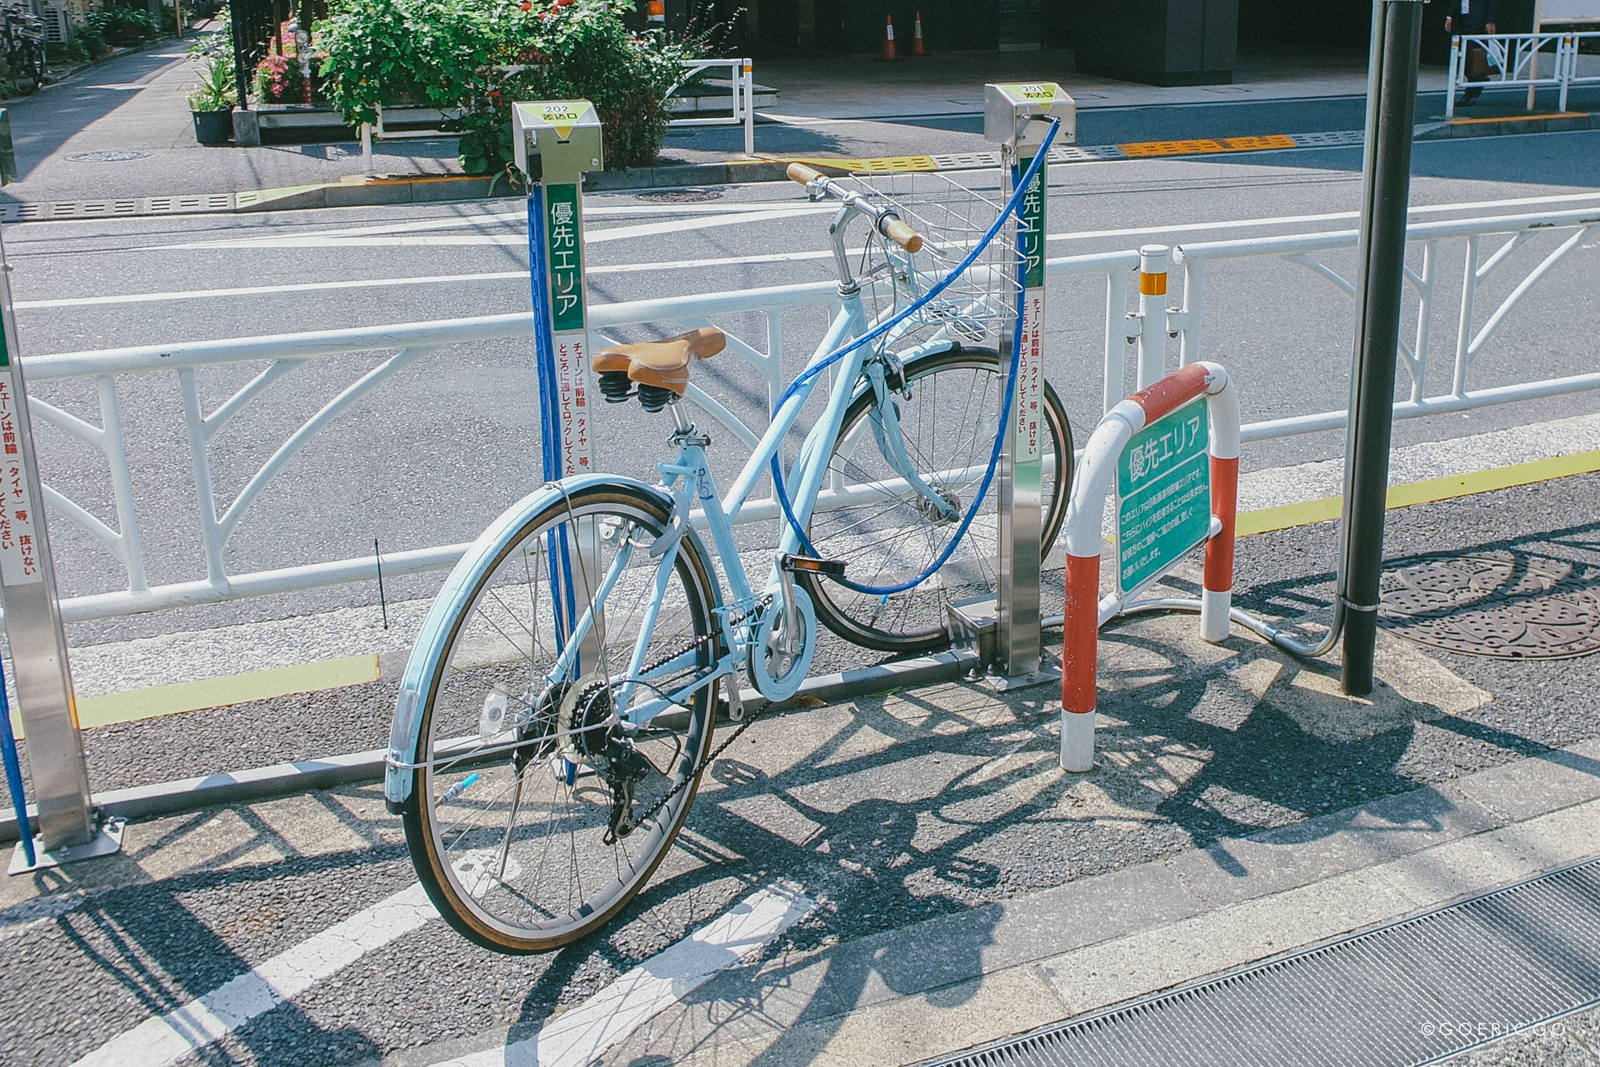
[519,1,531,9]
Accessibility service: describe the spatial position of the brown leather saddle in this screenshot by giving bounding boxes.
[593,327,726,411]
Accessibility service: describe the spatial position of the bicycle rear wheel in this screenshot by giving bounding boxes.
[799,345,1072,653]
[400,484,720,953]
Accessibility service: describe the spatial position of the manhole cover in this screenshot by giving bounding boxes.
[1380,551,1600,659]
[66,151,151,163]
[634,188,723,203]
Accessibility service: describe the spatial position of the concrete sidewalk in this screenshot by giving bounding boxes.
[3,467,1599,1067]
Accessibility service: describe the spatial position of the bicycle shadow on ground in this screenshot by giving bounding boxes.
[574,547,1600,1064]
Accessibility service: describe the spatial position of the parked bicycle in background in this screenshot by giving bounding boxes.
[2,3,45,95]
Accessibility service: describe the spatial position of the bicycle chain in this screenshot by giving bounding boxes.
[611,591,774,831]
[628,618,770,831]
[634,684,771,831]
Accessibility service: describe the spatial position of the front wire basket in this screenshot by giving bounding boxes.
[839,170,1022,348]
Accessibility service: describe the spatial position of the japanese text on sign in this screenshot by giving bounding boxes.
[1015,291,1044,461]
[0,370,42,585]
[1017,164,1046,289]
[545,182,585,333]
[1116,398,1211,595]
[553,335,593,477]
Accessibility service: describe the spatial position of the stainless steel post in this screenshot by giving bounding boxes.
[514,101,606,666]
[985,83,1074,684]
[0,226,122,871]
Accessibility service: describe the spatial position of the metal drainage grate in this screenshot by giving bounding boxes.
[635,189,724,203]
[64,150,151,162]
[1381,551,1600,659]
[0,194,238,222]
[920,858,1600,1067]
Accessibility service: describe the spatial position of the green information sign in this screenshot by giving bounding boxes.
[1116,398,1211,595]
[544,182,584,332]
[1017,159,1045,289]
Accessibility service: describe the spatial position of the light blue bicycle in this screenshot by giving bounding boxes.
[386,134,1071,953]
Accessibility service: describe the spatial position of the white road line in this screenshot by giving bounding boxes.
[221,200,831,242]
[69,883,437,1067]
[27,192,1598,309]
[155,206,830,250]
[14,252,841,309]
[430,882,815,1067]
[14,272,529,309]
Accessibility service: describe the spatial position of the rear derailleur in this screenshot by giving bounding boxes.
[553,675,652,844]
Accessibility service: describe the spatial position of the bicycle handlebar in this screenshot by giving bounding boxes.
[787,162,923,253]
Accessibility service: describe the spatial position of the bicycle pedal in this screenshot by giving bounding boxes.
[780,554,846,579]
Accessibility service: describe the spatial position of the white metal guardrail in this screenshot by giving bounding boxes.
[19,199,1600,625]
[1446,30,1600,118]
[667,57,758,157]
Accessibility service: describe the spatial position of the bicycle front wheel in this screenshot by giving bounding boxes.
[800,345,1072,653]
[401,484,720,954]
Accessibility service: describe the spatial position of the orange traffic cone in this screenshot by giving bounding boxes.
[911,11,926,55]
[882,14,898,61]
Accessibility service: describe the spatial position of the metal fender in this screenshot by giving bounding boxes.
[384,474,689,811]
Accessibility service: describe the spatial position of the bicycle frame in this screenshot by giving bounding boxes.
[541,282,959,727]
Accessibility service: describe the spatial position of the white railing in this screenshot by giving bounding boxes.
[1446,30,1600,118]
[20,199,1600,625]
[667,57,758,157]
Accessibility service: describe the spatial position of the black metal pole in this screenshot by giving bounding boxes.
[1342,0,1423,696]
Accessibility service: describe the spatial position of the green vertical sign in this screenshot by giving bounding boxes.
[1116,398,1211,595]
[1017,160,1045,289]
[544,182,584,332]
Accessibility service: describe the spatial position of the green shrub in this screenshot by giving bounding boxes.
[317,0,710,176]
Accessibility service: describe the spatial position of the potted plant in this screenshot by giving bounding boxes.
[188,54,237,145]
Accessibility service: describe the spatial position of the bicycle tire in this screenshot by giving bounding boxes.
[798,345,1073,653]
[402,484,720,954]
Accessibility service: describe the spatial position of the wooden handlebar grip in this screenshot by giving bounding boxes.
[787,163,824,185]
[883,217,923,253]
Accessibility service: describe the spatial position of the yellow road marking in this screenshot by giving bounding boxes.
[756,155,939,174]
[1119,134,1298,157]
[8,655,382,739]
[1449,111,1589,125]
[1237,448,1600,538]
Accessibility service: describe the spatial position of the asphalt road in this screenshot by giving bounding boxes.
[7,128,1599,644]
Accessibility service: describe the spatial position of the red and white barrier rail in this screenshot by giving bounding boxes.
[1059,361,1240,773]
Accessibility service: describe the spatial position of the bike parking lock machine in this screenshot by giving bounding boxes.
[516,99,603,482]
[983,83,1074,684]
[515,100,606,661]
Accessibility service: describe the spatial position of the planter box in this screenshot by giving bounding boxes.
[192,109,232,145]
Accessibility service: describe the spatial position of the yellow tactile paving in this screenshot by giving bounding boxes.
[7,654,382,739]
[1119,134,1298,158]
[1236,448,1600,537]
[1449,111,1589,125]
[759,154,940,173]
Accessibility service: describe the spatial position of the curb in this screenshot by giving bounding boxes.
[0,650,975,841]
[8,111,1595,220]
